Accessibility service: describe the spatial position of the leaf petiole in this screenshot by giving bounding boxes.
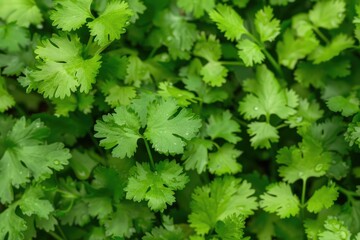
[143,138,155,171]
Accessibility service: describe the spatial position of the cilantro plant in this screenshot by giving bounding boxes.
[1,0,360,239]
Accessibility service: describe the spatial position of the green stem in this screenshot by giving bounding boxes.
[143,138,155,171]
[300,178,307,218]
[219,61,244,66]
[48,231,63,240]
[312,27,330,44]
[338,186,360,203]
[246,33,284,78]
[56,225,68,240]
[232,116,248,128]
[276,123,288,129]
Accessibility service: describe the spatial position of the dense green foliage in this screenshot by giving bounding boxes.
[1,0,360,239]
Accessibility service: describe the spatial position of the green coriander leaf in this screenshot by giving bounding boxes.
[260,182,300,218]
[144,98,202,155]
[100,81,136,107]
[295,57,349,88]
[193,33,221,61]
[206,110,241,143]
[307,184,339,213]
[91,166,126,201]
[18,185,54,219]
[0,118,71,203]
[143,215,187,240]
[209,4,248,41]
[237,39,265,67]
[158,82,197,107]
[327,95,359,117]
[152,10,197,60]
[276,138,332,183]
[308,34,354,64]
[239,65,298,120]
[127,0,146,22]
[70,150,98,180]
[0,0,42,27]
[305,117,348,156]
[94,106,141,158]
[52,92,95,116]
[200,61,228,87]
[345,115,360,148]
[215,214,247,240]
[0,118,70,203]
[25,34,101,99]
[309,0,346,29]
[104,202,154,238]
[247,121,279,149]
[318,217,351,240]
[125,160,189,211]
[177,0,215,18]
[189,176,258,235]
[0,205,27,240]
[0,76,15,112]
[50,0,93,31]
[208,143,242,176]
[182,138,213,174]
[277,29,319,69]
[87,1,133,46]
[0,23,29,52]
[130,91,156,128]
[125,55,151,87]
[286,99,324,130]
[255,6,280,42]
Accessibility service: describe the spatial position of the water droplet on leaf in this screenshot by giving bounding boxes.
[254,107,259,111]
[54,160,60,165]
[298,172,304,177]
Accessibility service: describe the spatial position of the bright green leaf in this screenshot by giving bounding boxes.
[209,4,248,41]
[88,1,133,46]
[307,184,339,213]
[247,121,279,149]
[260,182,300,218]
[309,0,346,29]
[277,29,319,69]
[327,95,359,117]
[189,176,258,235]
[200,61,228,87]
[94,106,141,158]
[208,143,242,176]
[0,0,42,27]
[144,98,202,155]
[237,39,265,67]
[255,6,280,42]
[125,160,189,211]
[182,138,213,174]
[50,0,93,31]
[276,138,332,183]
[239,65,298,120]
[309,34,354,64]
[206,110,241,143]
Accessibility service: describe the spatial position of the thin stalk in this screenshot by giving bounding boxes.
[246,33,284,78]
[48,231,63,240]
[219,61,244,66]
[144,138,155,171]
[56,225,68,240]
[300,178,307,219]
[312,27,330,44]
